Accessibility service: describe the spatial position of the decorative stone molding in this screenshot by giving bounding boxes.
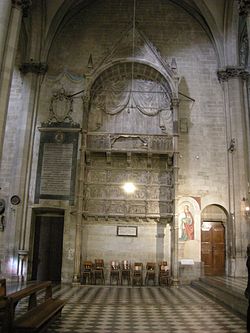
[238,0,250,16]
[86,133,173,154]
[12,0,32,17]
[19,62,48,75]
[82,216,172,225]
[217,66,249,82]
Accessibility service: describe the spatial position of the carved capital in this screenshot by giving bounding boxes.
[171,98,180,107]
[12,0,32,17]
[217,66,249,82]
[19,62,48,75]
[238,0,250,16]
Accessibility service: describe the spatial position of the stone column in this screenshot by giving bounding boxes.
[238,0,250,196]
[171,97,180,284]
[72,95,89,283]
[218,67,250,276]
[0,1,31,160]
[0,1,12,75]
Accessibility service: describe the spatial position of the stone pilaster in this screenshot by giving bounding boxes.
[171,97,179,284]
[0,1,12,77]
[0,3,23,161]
[217,66,250,276]
[72,131,85,283]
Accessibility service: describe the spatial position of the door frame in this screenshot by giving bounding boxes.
[201,220,226,276]
[28,208,65,281]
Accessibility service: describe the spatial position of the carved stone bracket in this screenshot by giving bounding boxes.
[238,0,250,16]
[217,66,249,82]
[19,62,48,75]
[82,216,172,225]
[12,0,32,17]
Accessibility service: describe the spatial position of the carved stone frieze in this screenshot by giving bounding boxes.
[84,153,174,219]
[86,133,173,153]
[217,66,249,82]
[19,62,48,75]
[82,216,172,225]
[238,0,250,16]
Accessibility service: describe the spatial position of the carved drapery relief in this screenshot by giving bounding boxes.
[89,77,172,135]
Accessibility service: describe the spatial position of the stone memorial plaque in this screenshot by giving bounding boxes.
[35,123,80,204]
[40,143,73,195]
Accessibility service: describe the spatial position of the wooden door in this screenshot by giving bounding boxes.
[32,216,64,282]
[201,222,225,276]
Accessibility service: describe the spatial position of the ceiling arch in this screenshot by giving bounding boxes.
[41,0,225,66]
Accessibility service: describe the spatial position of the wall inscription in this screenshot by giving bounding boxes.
[40,143,73,195]
[35,123,80,204]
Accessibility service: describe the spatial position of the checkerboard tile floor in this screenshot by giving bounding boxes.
[44,285,247,333]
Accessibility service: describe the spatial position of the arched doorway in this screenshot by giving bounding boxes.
[201,205,227,276]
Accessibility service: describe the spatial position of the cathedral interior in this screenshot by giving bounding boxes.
[0,0,250,332]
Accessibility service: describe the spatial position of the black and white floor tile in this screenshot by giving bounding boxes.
[44,284,247,333]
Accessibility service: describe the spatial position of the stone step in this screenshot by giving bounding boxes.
[191,277,248,319]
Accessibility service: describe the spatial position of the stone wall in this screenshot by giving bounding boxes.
[46,0,226,207]
[0,0,231,282]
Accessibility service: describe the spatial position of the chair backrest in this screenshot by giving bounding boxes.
[134,262,143,271]
[83,261,93,270]
[146,262,156,271]
[110,261,120,270]
[122,260,130,270]
[159,261,169,272]
[95,259,104,269]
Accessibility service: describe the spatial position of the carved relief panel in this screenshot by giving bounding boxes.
[84,154,173,219]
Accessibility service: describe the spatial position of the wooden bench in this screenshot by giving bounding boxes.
[1,281,66,333]
[0,278,7,330]
[0,279,6,297]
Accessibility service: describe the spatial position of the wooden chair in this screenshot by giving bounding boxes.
[158,261,170,286]
[121,260,131,285]
[145,262,156,285]
[110,261,120,285]
[93,259,105,284]
[132,262,143,286]
[81,261,93,285]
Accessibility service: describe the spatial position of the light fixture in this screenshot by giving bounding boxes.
[243,197,250,216]
[122,182,136,194]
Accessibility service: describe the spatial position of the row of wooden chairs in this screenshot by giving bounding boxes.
[81,260,171,286]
